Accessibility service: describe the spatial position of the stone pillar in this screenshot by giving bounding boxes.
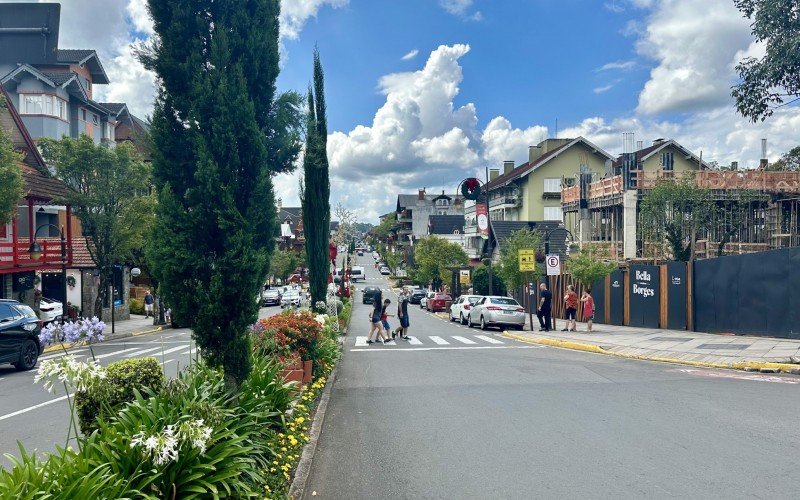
[623,190,637,259]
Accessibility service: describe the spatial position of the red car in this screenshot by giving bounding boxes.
[426,293,453,312]
[287,274,307,284]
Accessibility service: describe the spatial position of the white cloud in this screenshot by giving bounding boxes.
[593,84,615,94]
[597,60,636,72]
[480,117,547,166]
[279,0,349,40]
[603,2,625,13]
[635,0,755,115]
[401,49,419,61]
[439,0,482,21]
[126,0,153,36]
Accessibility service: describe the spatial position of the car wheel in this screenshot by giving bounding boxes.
[467,314,473,327]
[460,313,466,325]
[515,325,524,331]
[480,316,487,330]
[16,339,39,371]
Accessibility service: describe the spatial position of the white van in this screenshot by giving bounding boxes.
[351,266,365,282]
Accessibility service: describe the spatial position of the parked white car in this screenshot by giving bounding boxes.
[280,290,302,308]
[419,291,436,309]
[39,297,63,324]
[468,296,526,331]
[449,295,484,325]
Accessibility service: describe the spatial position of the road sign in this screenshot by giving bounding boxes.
[459,269,470,284]
[546,254,561,276]
[518,249,536,272]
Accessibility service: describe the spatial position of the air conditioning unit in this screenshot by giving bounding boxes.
[563,178,576,187]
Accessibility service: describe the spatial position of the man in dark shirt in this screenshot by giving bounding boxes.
[537,282,552,332]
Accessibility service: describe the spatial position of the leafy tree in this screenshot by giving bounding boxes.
[639,177,715,261]
[0,99,23,224]
[472,264,506,296]
[566,252,616,288]
[766,145,800,171]
[372,213,397,240]
[141,0,301,387]
[302,49,331,307]
[269,250,301,282]
[732,0,800,121]
[38,137,152,316]
[497,229,541,294]
[411,236,468,287]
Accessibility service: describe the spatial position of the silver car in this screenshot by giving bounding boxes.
[449,294,483,325]
[419,291,436,309]
[468,296,525,331]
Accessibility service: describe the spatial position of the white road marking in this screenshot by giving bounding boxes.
[39,349,86,361]
[124,347,163,357]
[355,336,368,347]
[429,336,449,345]
[452,336,477,345]
[0,395,70,422]
[351,345,543,352]
[406,337,423,345]
[159,345,191,355]
[475,335,504,345]
[674,368,800,384]
[93,347,142,360]
[162,359,176,365]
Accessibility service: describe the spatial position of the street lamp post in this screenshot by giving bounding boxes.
[28,224,68,324]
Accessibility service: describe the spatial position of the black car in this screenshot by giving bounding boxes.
[409,289,427,304]
[261,289,281,306]
[362,286,382,304]
[0,299,43,371]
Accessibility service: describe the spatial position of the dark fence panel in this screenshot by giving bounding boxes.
[666,262,687,330]
[629,265,660,328]
[609,270,624,325]
[694,247,800,339]
[591,277,606,324]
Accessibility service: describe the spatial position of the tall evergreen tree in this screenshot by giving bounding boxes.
[140,0,301,386]
[302,50,331,307]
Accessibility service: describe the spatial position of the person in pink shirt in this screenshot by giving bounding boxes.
[581,288,595,332]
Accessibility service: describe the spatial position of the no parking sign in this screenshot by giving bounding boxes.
[546,254,561,276]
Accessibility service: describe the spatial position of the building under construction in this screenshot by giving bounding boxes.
[562,137,800,261]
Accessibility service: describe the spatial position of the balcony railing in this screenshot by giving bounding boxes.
[0,238,72,270]
[562,185,580,204]
[588,176,624,199]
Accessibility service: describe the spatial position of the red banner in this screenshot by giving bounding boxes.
[476,204,489,239]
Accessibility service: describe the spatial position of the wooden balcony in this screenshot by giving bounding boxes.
[562,185,580,204]
[0,237,73,272]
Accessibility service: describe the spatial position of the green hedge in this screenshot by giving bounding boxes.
[129,298,144,315]
[75,357,165,434]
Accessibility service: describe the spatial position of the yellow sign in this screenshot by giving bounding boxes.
[459,269,471,284]
[518,249,536,272]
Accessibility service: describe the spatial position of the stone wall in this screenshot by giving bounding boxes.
[80,268,131,321]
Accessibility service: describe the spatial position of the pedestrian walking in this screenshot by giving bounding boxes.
[380,298,395,343]
[396,287,411,340]
[536,283,552,332]
[581,288,595,332]
[562,285,578,332]
[144,290,154,318]
[367,290,389,344]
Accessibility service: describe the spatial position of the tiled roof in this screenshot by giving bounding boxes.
[20,163,68,202]
[99,102,127,115]
[69,237,96,268]
[485,142,574,190]
[41,71,77,86]
[396,193,464,211]
[485,221,569,258]
[279,207,301,221]
[611,142,663,168]
[56,49,96,63]
[428,215,464,235]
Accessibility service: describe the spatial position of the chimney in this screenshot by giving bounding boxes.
[759,138,768,169]
[276,198,282,210]
[529,145,543,164]
[489,169,500,181]
[418,188,426,200]
[652,138,666,146]
[503,160,514,175]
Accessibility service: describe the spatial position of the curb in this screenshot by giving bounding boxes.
[42,325,167,354]
[501,331,800,375]
[288,361,339,500]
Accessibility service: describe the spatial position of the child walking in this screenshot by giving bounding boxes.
[581,288,595,332]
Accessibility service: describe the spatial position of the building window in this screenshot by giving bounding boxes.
[543,206,563,221]
[92,114,99,125]
[19,94,69,120]
[81,109,87,121]
[543,178,561,193]
[437,210,448,215]
[435,198,450,207]
[661,152,674,170]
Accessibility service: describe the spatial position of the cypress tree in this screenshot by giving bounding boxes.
[141,0,301,386]
[302,50,331,307]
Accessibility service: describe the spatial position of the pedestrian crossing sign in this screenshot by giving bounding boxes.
[518,249,536,271]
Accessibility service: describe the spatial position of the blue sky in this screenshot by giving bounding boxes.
[11,0,799,222]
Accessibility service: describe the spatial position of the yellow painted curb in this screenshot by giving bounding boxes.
[501,331,800,374]
[42,326,166,354]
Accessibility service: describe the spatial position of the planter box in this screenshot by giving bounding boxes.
[282,369,304,384]
[303,360,313,384]
[279,354,303,371]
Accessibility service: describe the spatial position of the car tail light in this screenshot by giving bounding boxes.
[516,307,524,312]
[463,305,471,310]
[487,306,501,311]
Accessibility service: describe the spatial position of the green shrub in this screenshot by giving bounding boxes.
[75,357,165,434]
[129,297,144,315]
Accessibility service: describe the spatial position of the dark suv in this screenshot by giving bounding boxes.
[409,289,427,304]
[362,286,382,304]
[0,299,43,371]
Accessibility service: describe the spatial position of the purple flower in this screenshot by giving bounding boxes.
[38,323,62,346]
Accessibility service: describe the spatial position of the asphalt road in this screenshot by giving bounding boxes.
[304,254,800,499]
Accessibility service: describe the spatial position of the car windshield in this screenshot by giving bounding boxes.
[491,298,518,305]
[467,297,482,304]
[264,290,279,296]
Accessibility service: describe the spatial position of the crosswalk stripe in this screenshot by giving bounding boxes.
[429,336,449,345]
[452,336,477,345]
[159,345,190,355]
[355,336,368,347]
[475,335,504,345]
[94,347,140,360]
[406,337,423,345]
[124,347,162,357]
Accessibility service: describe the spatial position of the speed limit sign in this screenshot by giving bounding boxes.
[546,254,561,276]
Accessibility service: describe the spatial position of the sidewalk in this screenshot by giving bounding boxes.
[42,314,166,354]
[501,318,800,374]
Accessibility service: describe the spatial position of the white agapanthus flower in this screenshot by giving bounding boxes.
[130,419,213,465]
[34,355,105,394]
